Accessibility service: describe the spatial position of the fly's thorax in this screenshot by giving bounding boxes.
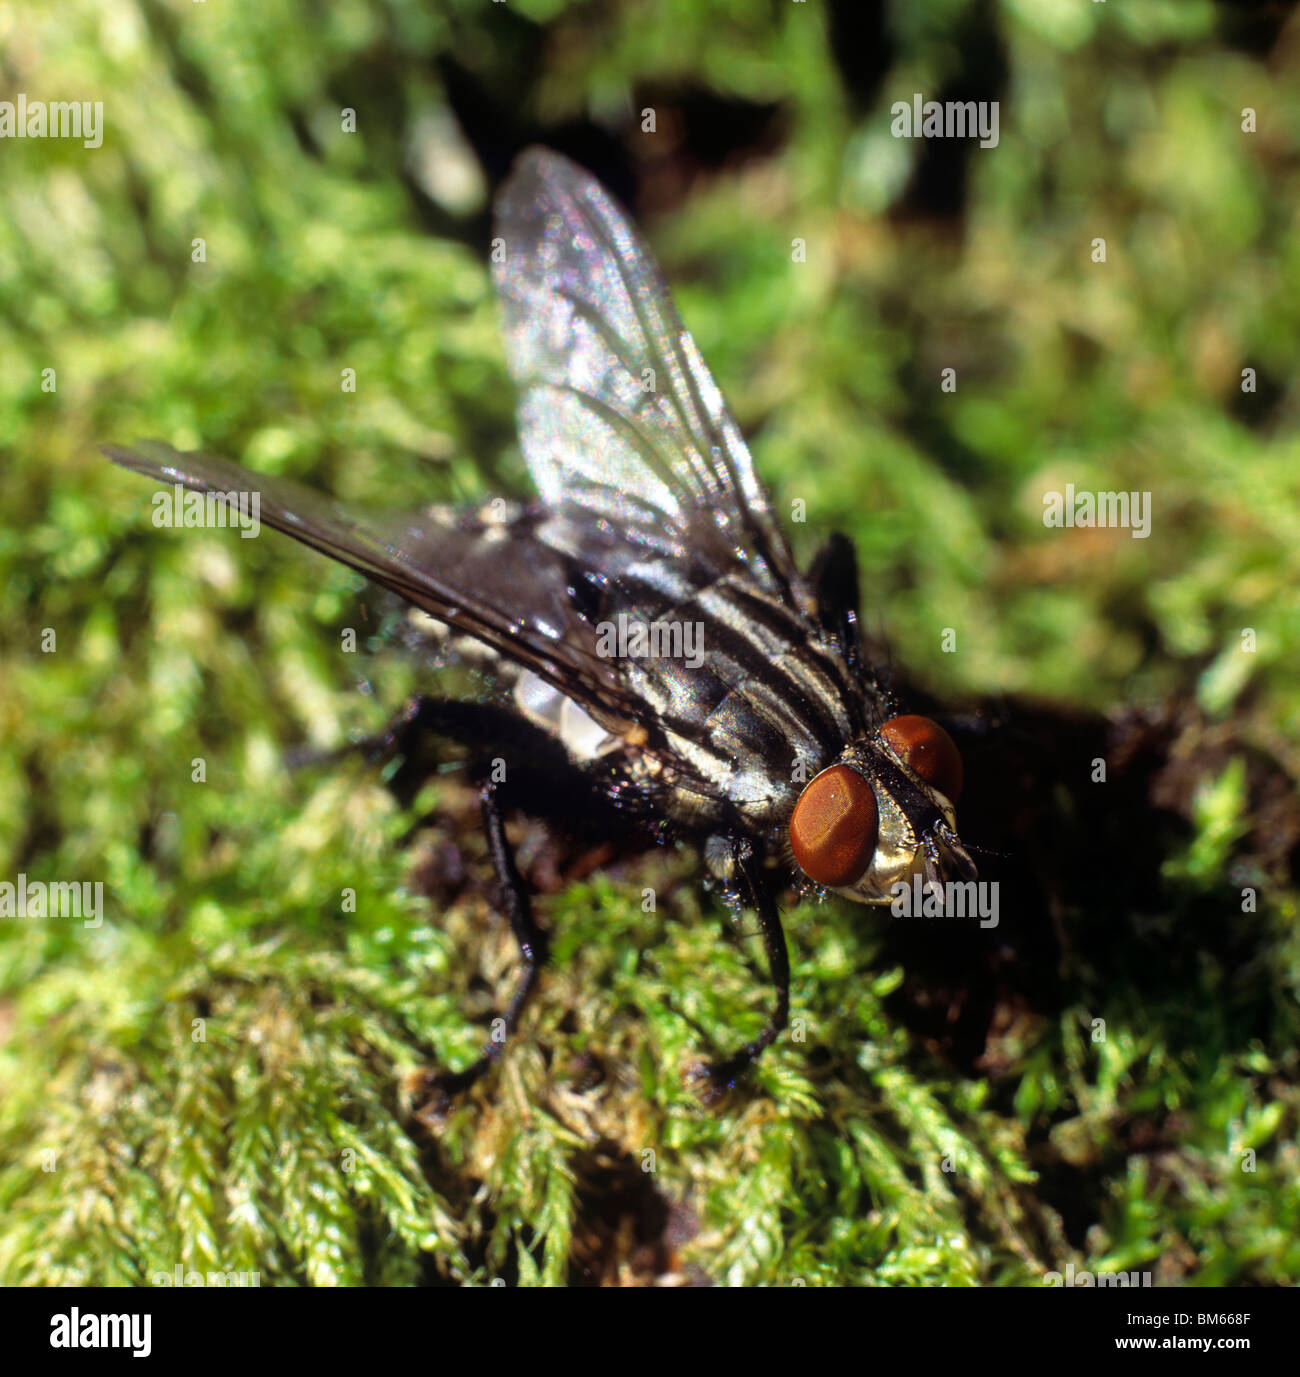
[787,716,974,904]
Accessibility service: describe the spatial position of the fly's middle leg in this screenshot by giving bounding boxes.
[691,838,791,1101]
[415,777,550,1111]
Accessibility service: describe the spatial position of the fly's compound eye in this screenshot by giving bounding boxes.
[880,715,963,804]
[789,764,879,888]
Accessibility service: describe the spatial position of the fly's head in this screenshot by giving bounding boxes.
[788,716,976,903]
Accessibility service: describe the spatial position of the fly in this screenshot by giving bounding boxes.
[104,148,976,1101]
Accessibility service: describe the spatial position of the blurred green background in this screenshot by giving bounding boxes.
[1,0,1298,1285]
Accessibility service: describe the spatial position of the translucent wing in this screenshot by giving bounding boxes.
[493,148,805,607]
[103,441,638,728]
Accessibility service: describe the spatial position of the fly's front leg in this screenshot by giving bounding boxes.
[366,692,438,762]
[419,776,550,1102]
[691,838,791,1101]
[364,693,517,766]
[290,694,536,769]
[327,693,562,807]
[283,693,446,774]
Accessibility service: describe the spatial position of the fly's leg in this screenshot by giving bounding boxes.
[366,691,439,763]
[283,693,459,773]
[365,694,534,765]
[691,838,791,1102]
[316,693,597,1111]
[287,695,545,771]
[303,693,571,811]
[417,776,550,1103]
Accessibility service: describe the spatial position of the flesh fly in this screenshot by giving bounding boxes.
[105,149,975,1099]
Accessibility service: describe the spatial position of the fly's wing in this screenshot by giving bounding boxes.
[103,440,638,729]
[493,148,806,610]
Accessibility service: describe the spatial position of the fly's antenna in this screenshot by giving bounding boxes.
[962,837,1010,862]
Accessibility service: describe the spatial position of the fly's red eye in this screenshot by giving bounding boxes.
[789,764,879,888]
[880,715,963,804]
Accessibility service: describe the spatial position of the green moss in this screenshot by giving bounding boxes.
[2,0,1298,1285]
